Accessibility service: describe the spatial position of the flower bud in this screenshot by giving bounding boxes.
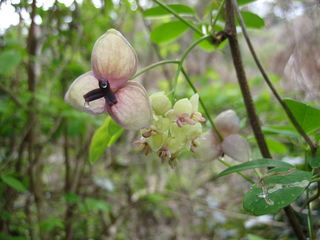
[214,110,240,138]
[91,29,138,89]
[149,92,172,115]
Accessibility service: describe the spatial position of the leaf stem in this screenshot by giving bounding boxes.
[211,0,226,32]
[181,67,223,141]
[170,35,212,102]
[218,158,254,184]
[132,60,180,80]
[152,0,204,36]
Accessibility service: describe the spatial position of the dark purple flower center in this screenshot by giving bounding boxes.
[83,78,117,106]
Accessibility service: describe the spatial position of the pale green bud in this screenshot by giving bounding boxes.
[149,92,172,115]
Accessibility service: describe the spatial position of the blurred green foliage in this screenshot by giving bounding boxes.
[0,0,319,239]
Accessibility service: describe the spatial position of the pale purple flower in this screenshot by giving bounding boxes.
[64,29,153,131]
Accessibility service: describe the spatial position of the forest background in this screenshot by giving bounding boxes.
[0,0,320,239]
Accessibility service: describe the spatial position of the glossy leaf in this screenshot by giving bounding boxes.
[89,116,124,163]
[243,168,312,215]
[1,175,26,192]
[217,159,294,178]
[143,4,195,18]
[150,21,190,44]
[284,98,320,133]
[237,11,265,29]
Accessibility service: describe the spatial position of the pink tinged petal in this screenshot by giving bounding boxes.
[64,72,107,115]
[106,81,153,131]
[193,130,223,162]
[221,134,251,162]
[91,29,138,89]
[214,110,240,138]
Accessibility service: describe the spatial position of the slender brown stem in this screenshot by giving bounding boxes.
[225,1,306,239]
[231,0,318,158]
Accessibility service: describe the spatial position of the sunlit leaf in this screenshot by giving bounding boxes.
[150,21,190,44]
[243,168,312,215]
[217,159,294,178]
[1,175,26,192]
[143,4,195,18]
[284,99,320,133]
[266,139,287,154]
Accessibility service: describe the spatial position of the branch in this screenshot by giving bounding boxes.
[231,0,318,157]
[225,0,271,159]
[225,1,306,239]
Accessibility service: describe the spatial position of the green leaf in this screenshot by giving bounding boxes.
[150,21,190,44]
[64,192,79,203]
[284,99,320,133]
[1,175,26,192]
[89,116,124,163]
[237,11,265,29]
[238,0,257,5]
[310,155,320,168]
[262,126,300,139]
[243,168,312,215]
[217,159,294,178]
[143,4,195,18]
[40,217,64,232]
[84,197,111,213]
[266,139,287,154]
[0,50,21,76]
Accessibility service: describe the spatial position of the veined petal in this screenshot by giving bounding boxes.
[221,134,251,162]
[107,81,153,131]
[64,72,107,115]
[91,29,138,89]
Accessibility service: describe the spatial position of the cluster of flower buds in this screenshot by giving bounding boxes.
[134,92,206,168]
[194,110,251,162]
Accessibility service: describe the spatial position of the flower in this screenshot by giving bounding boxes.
[165,94,206,127]
[194,110,251,162]
[64,29,153,131]
[134,93,206,167]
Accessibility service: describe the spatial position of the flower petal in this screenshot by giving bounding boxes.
[106,81,153,131]
[214,110,240,138]
[221,134,251,162]
[91,29,138,89]
[64,72,107,115]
